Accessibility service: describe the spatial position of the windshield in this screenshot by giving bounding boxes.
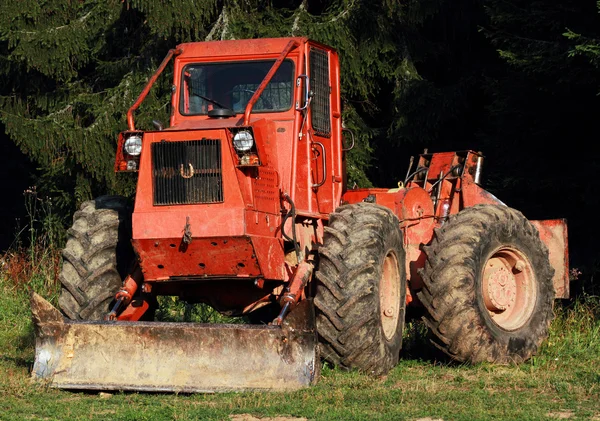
[181,60,294,115]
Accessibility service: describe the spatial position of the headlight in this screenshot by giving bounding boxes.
[124,135,142,156]
[232,130,254,152]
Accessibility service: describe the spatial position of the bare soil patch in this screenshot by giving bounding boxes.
[230,415,308,421]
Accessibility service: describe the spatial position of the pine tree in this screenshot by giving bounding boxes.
[0,0,430,208]
[0,0,219,210]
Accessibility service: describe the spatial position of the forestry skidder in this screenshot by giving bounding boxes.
[31,38,569,392]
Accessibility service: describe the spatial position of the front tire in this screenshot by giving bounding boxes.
[418,204,554,364]
[315,203,407,375]
[58,196,133,320]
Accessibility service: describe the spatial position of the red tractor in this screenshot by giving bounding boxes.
[32,37,569,392]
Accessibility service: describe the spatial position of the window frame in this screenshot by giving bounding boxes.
[179,59,296,116]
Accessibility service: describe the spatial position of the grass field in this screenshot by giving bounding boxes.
[0,253,599,421]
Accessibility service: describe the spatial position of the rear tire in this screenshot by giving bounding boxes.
[58,196,133,320]
[418,204,554,363]
[315,203,406,375]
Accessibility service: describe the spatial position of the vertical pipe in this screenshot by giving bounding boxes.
[243,40,300,126]
[127,49,182,131]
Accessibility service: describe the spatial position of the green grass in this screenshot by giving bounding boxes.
[1,256,599,421]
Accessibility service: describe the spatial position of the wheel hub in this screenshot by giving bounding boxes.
[380,251,401,340]
[483,263,516,311]
[481,248,537,331]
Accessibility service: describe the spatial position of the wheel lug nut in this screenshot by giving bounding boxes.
[514,261,525,273]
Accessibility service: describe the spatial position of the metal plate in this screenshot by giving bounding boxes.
[31,294,319,392]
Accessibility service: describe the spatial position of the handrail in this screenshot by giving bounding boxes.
[341,127,355,151]
[311,141,327,189]
[127,48,182,131]
[243,40,300,126]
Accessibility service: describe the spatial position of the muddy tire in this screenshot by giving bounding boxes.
[418,204,554,364]
[315,202,406,375]
[58,196,133,320]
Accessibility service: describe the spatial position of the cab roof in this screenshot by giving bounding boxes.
[176,37,310,60]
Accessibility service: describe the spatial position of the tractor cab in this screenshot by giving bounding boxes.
[116,37,344,216]
[111,38,345,318]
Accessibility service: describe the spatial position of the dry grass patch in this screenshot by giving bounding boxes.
[230,415,308,421]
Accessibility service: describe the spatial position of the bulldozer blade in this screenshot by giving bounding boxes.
[31,293,319,392]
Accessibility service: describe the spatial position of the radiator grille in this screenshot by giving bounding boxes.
[152,139,223,205]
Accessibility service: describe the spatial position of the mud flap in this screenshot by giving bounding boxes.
[31,293,319,392]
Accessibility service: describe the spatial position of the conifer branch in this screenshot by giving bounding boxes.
[205,9,225,41]
[205,7,234,41]
[325,0,356,24]
[13,12,92,35]
[220,8,233,40]
[497,30,556,45]
[46,105,73,119]
[0,104,72,121]
[290,1,307,36]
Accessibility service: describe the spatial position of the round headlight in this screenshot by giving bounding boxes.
[124,135,142,156]
[232,130,254,152]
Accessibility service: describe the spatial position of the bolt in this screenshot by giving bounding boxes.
[514,261,525,273]
[384,307,394,317]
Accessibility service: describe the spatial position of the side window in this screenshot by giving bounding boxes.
[230,79,292,113]
[309,48,331,137]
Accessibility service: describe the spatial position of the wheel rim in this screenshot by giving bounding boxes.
[481,247,537,331]
[379,250,401,340]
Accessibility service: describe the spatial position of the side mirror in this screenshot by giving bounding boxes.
[152,120,164,131]
[295,75,310,111]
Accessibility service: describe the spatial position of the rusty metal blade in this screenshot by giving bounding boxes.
[31,293,319,392]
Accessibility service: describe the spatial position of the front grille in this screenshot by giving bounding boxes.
[152,139,223,205]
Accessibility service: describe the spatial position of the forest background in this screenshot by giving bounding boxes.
[0,0,598,293]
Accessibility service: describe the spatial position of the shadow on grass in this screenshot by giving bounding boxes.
[400,312,453,365]
[397,304,453,365]
[0,354,33,370]
[3,320,36,369]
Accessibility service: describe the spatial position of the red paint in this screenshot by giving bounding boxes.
[115,275,138,304]
[343,150,568,306]
[243,40,300,126]
[531,219,569,298]
[110,38,568,321]
[117,300,151,322]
